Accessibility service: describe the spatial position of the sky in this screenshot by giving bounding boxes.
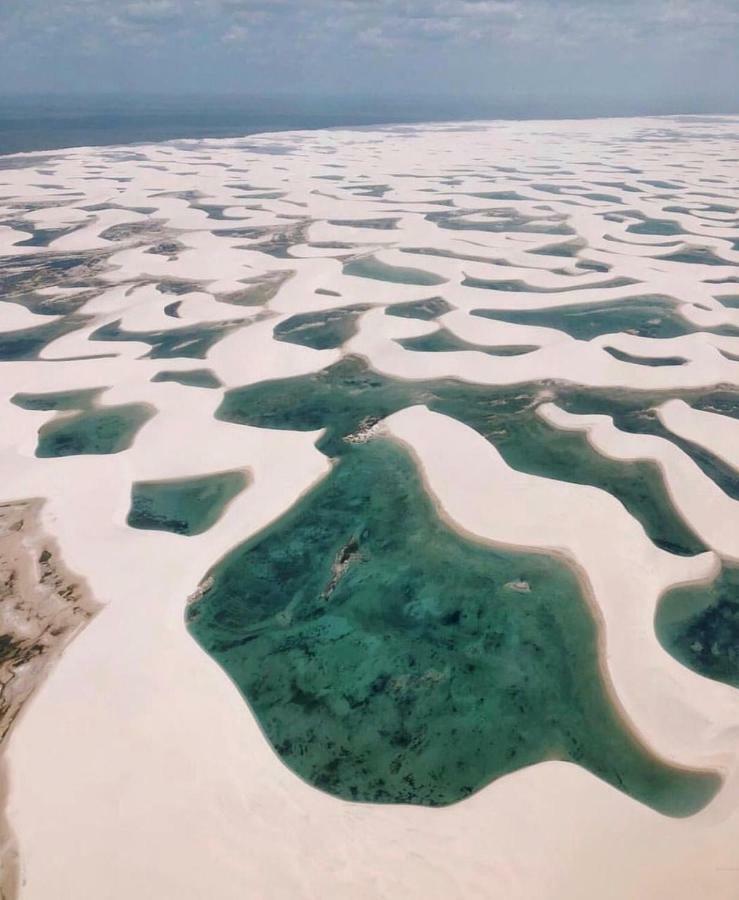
[1,0,738,115]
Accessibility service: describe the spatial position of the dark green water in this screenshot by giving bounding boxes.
[557,389,739,502]
[151,369,223,389]
[385,297,454,320]
[91,317,243,359]
[188,437,718,813]
[462,276,637,293]
[128,470,248,535]
[0,314,91,361]
[656,566,739,688]
[659,248,733,266]
[35,403,154,457]
[426,209,575,237]
[273,305,370,350]
[692,390,739,420]
[11,387,103,411]
[328,218,399,230]
[397,329,538,357]
[603,347,688,367]
[626,219,684,236]
[343,256,447,286]
[471,295,738,341]
[218,271,294,307]
[216,357,705,558]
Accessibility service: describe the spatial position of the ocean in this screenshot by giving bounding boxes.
[0,94,474,156]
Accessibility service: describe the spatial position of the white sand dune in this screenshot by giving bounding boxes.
[0,115,737,899]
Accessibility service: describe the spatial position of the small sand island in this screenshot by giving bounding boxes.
[0,115,737,899]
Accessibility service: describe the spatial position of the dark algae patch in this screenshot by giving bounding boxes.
[657,566,739,688]
[188,436,718,813]
[128,470,248,536]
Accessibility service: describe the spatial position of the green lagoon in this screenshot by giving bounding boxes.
[129,470,248,535]
[188,433,718,813]
[657,566,739,688]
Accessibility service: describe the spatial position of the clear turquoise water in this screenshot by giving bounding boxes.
[188,436,718,813]
[128,470,248,536]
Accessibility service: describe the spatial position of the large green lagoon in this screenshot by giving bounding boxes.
[188,436,718,813]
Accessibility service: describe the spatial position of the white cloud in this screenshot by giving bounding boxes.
[221,23,249,42]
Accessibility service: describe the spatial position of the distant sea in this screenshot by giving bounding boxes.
[0,94,477,157]
[2,94,733,158]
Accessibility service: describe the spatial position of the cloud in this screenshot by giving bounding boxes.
[1,0,737,105]
[121,1,182,23]
[221,23,249,42]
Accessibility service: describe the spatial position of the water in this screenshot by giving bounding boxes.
[471,295,739,341]
[151,369,223,389]
[273,306,371,350]
[0,95,469,157]
[396,329,538,357]
[128,471,248,536]
[558,388,739,502]
[343,256,447,286]
[12,388,104,412]
[385,297,453,320]
[0,315,92,361]
[656,566,739,688]
[188,436,718,814]
[603,346,688,367]
[216,356,706,560]
[91,318,243,359]
[462,276,637,293]
[35,403,154,457]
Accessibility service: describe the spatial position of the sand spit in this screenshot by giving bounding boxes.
[0,115,737,898]
[0,500,98,900]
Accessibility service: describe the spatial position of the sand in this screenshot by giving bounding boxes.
[0,115,737,899]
